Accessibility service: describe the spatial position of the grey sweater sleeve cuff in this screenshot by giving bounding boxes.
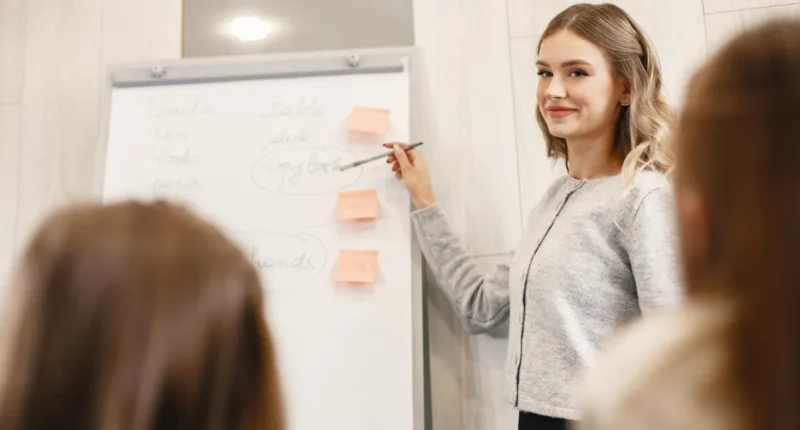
[410,203,447,226]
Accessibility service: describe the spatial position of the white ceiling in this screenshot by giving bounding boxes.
[183,0,415,57]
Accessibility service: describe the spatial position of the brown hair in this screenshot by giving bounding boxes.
[675,19,800,429]
[0,201,283,430]
[537,4,673,182]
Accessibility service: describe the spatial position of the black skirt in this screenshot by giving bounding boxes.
[518,411,574,430]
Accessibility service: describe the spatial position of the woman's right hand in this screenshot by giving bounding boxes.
[384,142,437,209]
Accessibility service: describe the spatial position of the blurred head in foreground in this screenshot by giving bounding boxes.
[673,18,800,429]
[579,18,800,430]
[0,201,283,430]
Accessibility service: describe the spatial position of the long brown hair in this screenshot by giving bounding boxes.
[0,201,283,430]
[675,19,800,429]
[537,4,673,182]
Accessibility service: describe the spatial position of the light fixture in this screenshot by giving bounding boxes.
[228,15,272,42]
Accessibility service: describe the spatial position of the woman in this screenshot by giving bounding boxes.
[387,3,682,429]
[0,201,283,430]
[578,18,800,430]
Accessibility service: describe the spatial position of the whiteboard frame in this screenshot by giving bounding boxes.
[97,47,428,430]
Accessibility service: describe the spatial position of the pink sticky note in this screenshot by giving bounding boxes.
[337,189,379,221]
[334,250,379,284]
[347,106,390,143]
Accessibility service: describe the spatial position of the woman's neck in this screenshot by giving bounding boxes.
[566,136,622,180]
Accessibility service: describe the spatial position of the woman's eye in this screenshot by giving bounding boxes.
[537,70,553,77]
[569,70,588,77]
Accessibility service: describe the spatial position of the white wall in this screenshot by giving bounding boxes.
[0,0,799,429]
[0,0,182,282]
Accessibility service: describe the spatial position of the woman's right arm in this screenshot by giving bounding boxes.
[387,144,511,334]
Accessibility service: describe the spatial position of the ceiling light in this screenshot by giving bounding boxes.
[229,16,272,42]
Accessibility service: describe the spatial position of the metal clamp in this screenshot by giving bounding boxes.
[150,65,166,78]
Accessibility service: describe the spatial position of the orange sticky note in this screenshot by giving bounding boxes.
[347,106,390,143]
[334,250,379,284]
[337,189,379,221]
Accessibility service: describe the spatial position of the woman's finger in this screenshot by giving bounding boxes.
[393,145,414,171]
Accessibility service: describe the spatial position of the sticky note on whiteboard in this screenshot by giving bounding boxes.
[337,189,379,221]
[347,106,389,143]
[334,250,379,284]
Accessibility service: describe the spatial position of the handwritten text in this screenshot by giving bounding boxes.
[251,147,362,195]
[260,96,324,120]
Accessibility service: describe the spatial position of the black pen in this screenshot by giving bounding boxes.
[338,142,424,172]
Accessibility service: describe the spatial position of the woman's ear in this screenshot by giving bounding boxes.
[619,79,632,106]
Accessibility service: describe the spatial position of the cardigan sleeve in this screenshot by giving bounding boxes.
[411,204,510,333]
[625,186,684,312]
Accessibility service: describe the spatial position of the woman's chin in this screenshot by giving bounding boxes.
[547,127,574,139]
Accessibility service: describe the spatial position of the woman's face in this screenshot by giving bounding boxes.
[536,30,629,142]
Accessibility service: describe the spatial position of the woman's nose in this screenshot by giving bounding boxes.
[545,78,566,99]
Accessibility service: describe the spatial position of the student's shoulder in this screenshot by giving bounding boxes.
[578,301,739,430]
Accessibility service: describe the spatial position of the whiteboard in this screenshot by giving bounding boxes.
[102,55,416,430]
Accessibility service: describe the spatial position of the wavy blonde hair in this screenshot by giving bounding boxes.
[536,3,674,182]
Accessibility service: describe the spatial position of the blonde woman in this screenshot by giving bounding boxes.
[578,18,800,430]
[386,4,681,429]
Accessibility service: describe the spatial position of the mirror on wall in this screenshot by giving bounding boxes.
[183,0,415,57]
